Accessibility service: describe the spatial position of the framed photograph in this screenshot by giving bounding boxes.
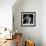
[21,12,36,27]
[13,13,15,31]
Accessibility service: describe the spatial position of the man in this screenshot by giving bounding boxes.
[23,14,33,24]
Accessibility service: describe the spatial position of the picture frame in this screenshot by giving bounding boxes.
[12,13,15,31]
[21,12,36,27]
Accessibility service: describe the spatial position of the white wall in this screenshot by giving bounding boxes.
[0,0,16,29]
[13,0,41,46]
[13,0,46,46]
[41,0,46,46]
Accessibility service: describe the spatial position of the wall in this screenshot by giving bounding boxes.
[13,0,41,46]
[0,0,16,29]
[41,0,46,46]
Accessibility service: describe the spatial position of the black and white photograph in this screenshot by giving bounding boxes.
[21,12,36,27]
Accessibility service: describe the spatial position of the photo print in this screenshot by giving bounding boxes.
[21,12,36,27]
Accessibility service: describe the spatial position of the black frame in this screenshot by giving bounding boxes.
[21,12,36,27]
